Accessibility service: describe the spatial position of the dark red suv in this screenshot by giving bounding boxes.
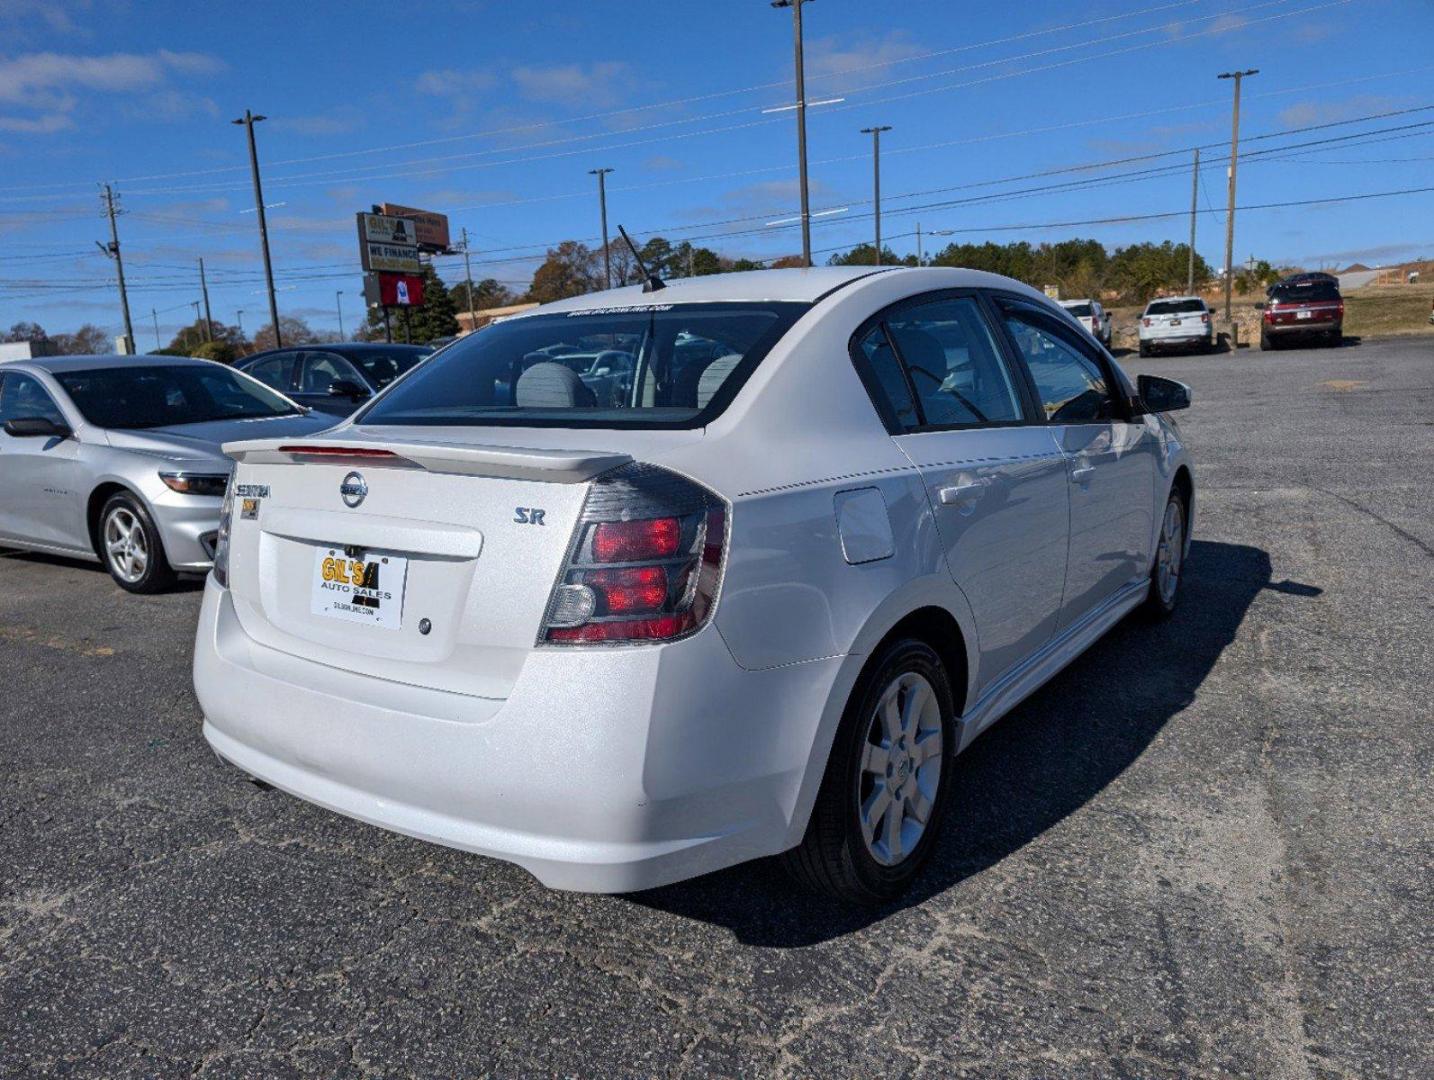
[1260,273,1343,350]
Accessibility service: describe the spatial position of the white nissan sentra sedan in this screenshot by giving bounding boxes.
[194,266,1194,903]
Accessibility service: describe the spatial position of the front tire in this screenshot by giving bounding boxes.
[784,639,957,905]
[99,492,175,594]
[1139,490,1187,621]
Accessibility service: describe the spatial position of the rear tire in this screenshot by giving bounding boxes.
[783,638,957,905]
[1139,489,1186,621]
[1138,341,1150,358]
[1260,330,1274,351]
[98,492,176,594]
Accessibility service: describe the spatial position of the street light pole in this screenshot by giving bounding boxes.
[772,0,814,267]
[1218,69,1257,323]
[589,168,615,289]
[336,291,344,339]
[232,109,281,347]
[861,125,891,265]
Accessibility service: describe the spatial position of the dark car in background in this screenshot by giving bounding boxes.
[236,343,434,416]
[1260,273,1344,350]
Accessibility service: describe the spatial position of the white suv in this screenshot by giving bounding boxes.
[1058,298,1111,348]
[195,267,1195,904]
[1138,296,1213,356]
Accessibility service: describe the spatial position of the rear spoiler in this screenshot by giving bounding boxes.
[223,436,632,484]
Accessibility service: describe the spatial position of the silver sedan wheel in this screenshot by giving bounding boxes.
[858,671,944,867]
[103,506,148,584]
[1156,499,1184,605]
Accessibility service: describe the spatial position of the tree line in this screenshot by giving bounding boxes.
[11,233,1283,356]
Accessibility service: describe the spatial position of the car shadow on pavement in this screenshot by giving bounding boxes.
[0,548,208,592]
[632,540,1287,946]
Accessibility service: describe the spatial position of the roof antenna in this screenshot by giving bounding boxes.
[618,225,666,292]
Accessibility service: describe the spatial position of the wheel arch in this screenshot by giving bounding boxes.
[86,481,143,559]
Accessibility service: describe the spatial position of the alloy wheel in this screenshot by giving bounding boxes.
[1156,499,1184,605]
[857,671,944,866]
[104,507,148,584]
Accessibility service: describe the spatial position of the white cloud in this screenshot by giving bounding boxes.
[415,68,498,98]
[802,31,928,95]
[1278,95,1400,129]
[0,49,225,134]
[511,61,631,109]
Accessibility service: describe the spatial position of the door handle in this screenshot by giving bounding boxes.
[1070,464,1095,485]
[938,480,986,505]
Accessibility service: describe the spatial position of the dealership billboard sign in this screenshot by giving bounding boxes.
[378,203,451,253]
[357,212,421,274]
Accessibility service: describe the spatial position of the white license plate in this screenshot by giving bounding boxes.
[1169,318,1181,326]
[311,547,407,630]
[1297,310,1313,319]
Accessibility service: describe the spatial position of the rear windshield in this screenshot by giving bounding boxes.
[1146,299,1206,315]
[341,348,429,389]
[1062,302,1093,317]
[1269,282,1341,303]
[56,364,300,429]
[358,302,808,429]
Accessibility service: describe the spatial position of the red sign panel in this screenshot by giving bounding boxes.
[377,273,425,307]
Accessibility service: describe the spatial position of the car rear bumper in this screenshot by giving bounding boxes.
[1264,319,1340,335]
[193,576,845,892]
[1140,331,1210,348]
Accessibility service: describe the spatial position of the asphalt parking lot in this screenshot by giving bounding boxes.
[3,336,1431,1079]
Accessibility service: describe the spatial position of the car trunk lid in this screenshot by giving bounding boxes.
[220,432,635,700]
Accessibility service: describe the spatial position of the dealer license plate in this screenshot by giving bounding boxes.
[311,547,407,630]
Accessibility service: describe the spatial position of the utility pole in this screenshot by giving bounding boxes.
[916,222,922,265]
[98,184,135,355]
[235,309,245,340]
[190,301,203,346]
[151,308,161,351]
[232,110,281,347]
[773,0,814,266]
[860,125,891,265]
[1187,147,1200,295]
[460,227,477,329]
[588,168,614,289]
[335,290,344,338]
[1218,69,1257,323]
[198,258,215,341]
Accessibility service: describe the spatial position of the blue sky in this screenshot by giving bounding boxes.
[1,0,1431,344]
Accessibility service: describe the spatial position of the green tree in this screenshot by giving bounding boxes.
[828,243,913,267]
[1107,241,1210,302]
[191,340,238,364]
[729,258,764,272]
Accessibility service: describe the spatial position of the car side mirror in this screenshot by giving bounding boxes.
[3,416,72,439]
[1138,374,1191,413]
[1254,301,1266,310]
[327,378,369,400]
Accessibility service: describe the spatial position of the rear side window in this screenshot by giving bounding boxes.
[1063,302,1093,317]
[854,325,919,430]
[359,302,807,429]
[1146,299,1206,315]
[245,354,294,392]
[885,297,1024,427]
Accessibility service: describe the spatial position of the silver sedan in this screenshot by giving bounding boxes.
[0,355,333,592]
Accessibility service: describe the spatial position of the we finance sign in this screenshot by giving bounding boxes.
[357,213,421,274]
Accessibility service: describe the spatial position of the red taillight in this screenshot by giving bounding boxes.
[592,517,681,562]
[585,566,669,614]
[1200,313,1210,324]
[541,465,727,646]
[1142,317,1153,327]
